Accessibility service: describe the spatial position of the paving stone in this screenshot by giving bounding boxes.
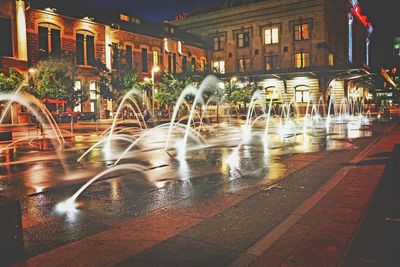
[115,235,238,267]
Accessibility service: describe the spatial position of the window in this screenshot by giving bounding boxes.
[89,81,98,112]
[178,41,182,54]
[212,60,225,74]
[76,33,85,65]
[238,58,251,72]
[265,87,279,100]
[191,58,196,72]
[120,14,129,21]
[265,55,279,71]
[168,54,172,73]
[294,23,310,41]
[237,32,250,48]
[173,53,177,73]
[329,53,334,66]
[86,35,95,66]
[264,27,279,44]
[38,26,61,59]
[182,56,187,73]
[294,52,310,68]
[126,45,132,66]
[76,32,95,66]
[153,50,159,67]
[141,48,148,72]
[295,86,310,103]
[74,81,82,112]
[164,38,169,53]
[111,43,119,69]
[201,59,206,72]
[213,36,225,51]
[0,18,12,57]
[39,26,49,58]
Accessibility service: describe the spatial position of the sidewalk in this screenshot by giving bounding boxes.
[247,122,400,266]
[14,121,400,267]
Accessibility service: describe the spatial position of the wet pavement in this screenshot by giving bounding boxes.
[0,117,396,266]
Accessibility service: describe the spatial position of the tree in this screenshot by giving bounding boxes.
[0,68,24,92]
[27,53,84,109]
[96,43,139,100]
[155,72,194,109]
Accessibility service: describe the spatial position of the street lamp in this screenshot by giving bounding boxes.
[151,66,160,120]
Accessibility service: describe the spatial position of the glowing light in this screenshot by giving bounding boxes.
[28,68,36,75]
[230,77,238,83]
[44,7,57,13]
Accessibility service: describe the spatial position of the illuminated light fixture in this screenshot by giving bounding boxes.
[82,16,94,22]
[230,77,237,83]
[144,77,150,82]
[28,68,35,75]
[44,7,57,13]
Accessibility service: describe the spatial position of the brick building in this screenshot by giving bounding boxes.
[172,0,374,104]
[1,0,375,122]
[0,0,207,121]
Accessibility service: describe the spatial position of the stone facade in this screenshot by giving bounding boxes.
[173,0,369,73]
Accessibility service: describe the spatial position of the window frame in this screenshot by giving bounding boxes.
[264,27,279,45]
[295,85,310,103]
[76,30,96,66]
[294,23,310,41]
[237,32,250,48]
[294,52,310,68]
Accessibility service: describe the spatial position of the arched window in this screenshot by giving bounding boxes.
[38,22,61,58]
[295,85,310,103]
[265,86,279,100]
[76,30,95,66]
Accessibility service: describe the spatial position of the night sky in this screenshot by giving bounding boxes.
[80,0,399,67]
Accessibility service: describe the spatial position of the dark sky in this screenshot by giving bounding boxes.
[81,0,398,66]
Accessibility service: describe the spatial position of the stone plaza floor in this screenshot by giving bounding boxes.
[1,120,399,266]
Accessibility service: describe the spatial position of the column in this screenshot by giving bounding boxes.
[15,0,27,61]
[348,12,353,64]
[366,37,370,66]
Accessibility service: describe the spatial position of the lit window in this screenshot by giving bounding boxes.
[191,58,196,71]
[164,38,169,53]
[201,59,206,71]
[178,41,182,54]
[120,14,129,21]
[295,86,310,103]
[153,50,159,67]
[264,27,279,45]
[74,81,82,112]
[294,23,310,40]
[237,32,250,48]
[329,53,334,66]
[89,81,98,112]
[212,60,225,74]
[213,36,225,51]
[294,52,310,68]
